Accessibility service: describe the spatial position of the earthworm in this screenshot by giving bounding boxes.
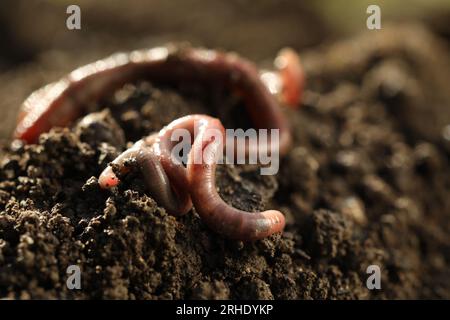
[186,115,286,241]
[99,114,285,240]
[98,133,193,216]
[15,45,302,240]
[15,45,302,146]
[261,47,304,108]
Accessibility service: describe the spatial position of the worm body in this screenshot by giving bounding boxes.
[15,45,299,149]
[186,116,286,241]
[16,45,303,240]
[99,114,286,240]
[275,48,304,108]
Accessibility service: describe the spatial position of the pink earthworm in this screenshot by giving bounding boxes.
[98,133,193,215]
[14,45,302,146]
[275,48,304,107]
[186,115,286,240]
[15,45,303,240]
[100,114,285,240]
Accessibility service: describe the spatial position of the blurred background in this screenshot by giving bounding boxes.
[0,0,450,140]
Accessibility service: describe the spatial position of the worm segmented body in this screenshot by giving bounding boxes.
[15,45,304,240]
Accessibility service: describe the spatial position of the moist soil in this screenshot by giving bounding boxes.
[0,25,450,299]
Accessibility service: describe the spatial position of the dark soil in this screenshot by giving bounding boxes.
[0,24,450,299]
